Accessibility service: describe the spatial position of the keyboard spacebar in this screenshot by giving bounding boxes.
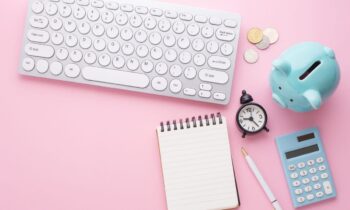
[82,67,150,88]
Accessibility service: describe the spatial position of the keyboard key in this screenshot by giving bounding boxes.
[179,52,192,64]
[316,157,324,163]
[184,67,197,79]
[150,8,163,16]
[202,26,214,38]
[152,77,167,91]
[105,1,119,10]
[30,15,49,29]
[91,0,104,8]
[192,39,205,51]
[306,194,314,200]
[135,30,147,43]
[199,90,211,98]
[169,79,182,93]
[120,28,133,41]
[173,21,185,34]
[213,92,226,101]
[165,10,177,19]
[207,41,219,54]
[122,43,134,55]
[208,56,231,70]
[321,173,329,179]
[130,14,143,28]
[224,19,237,28]
[164,49,177,62]
[106,26,119,39]
[84,52,97,64]
[73,6,86,19]
[136,45,149,58]
[59,4,72,18]
[155,63,168,75]
[200,84,212,91]
[164,34,176,47]
[179,13,192,21]
[216,28,235,41]
[151,47,163,60]
[293,180,301,187]
[170,65,182,77]
[288,164,296,171]
[221,43,234,56]
[93,38,106,51]
[50,61,63,75]
[307,160,315,166]
[178,37,190,49]
[141,60,153,73]
[300,170,307,176]
[187,24,200,36]
[70,49,83,62]
[27,29,50,43]
[319,165,326,171]
[135,6,148,14]
[50,17,63,30]
[309,167,317,174]
[144,17,157,29]
[126,58,139,71]
[290,172,298,179]
[80,37,92,49]
[64,64,80,78]
[313,183,322,190]
[194,15,207,23]
[98,54,111,66]
[311,175,319,182]
[184,88,196,96]
[297,162,306,168]
[193,54,206,66]
[77,0,89,6]
[209,17,222,25]
[316,191,324,198]
[199,69,228,84]
[296,197,305,203]
[294,188,303,195]
[32,1,44,14]
[101,11,114,23]
[323,181,333,194]
[304,186,312,192]
[78,22,90,34]
[121,4,133,12]
[45,2,58,16]
[25,43,54,58]
[82,67,150,88]
[64,20,77,32]
[22,57,35,72]
[115,13,128,25]
[57,48,69,60]
[150,32,162,45]
[112,56,125,68]
[302,178,310,184]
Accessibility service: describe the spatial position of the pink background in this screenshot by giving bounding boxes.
[0,0,349,209]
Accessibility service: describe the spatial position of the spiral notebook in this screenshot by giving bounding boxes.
[156,113,239,210]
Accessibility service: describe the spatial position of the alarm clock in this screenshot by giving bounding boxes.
[236,90,269,138]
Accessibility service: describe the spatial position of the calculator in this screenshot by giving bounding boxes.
[275,128,336,208]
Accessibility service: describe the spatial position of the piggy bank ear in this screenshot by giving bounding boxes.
[273,59,291,76]
[324,47,335,59]
[303,90,322,110]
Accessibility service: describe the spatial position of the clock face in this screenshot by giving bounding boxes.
[237,103,267,133]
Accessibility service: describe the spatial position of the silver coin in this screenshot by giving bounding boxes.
[263,28,279,44]
[244,49,259,64]
[255,35,270,50]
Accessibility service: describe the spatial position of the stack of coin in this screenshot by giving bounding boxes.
[244,27,279,64]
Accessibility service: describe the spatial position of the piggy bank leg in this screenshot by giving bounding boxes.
[303,90,322,109]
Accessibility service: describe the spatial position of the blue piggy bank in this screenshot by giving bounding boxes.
[270,42,340,112]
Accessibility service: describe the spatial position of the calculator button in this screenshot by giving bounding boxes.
[314,183,322,190]
[288,164,296,171]
[321,173,329,179]
[300,170,308,176]
[290,172,298,179]
[293,180,301,187]
[318,165,326,171]
[311,175,319,182]
[297,162,306,168]
[306,194,315,200]
[307,160,315,166]
[304,186,312,192]
[297,196,305,203]
[323,181,333,194]
[316,191,324,198]
[316,157,324,163]
[302,178,310,184]
[309,167,317,174]
[294,188,303,195]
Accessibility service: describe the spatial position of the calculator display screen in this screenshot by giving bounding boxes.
[285,144,319,159]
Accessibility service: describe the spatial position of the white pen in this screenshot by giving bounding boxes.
[241,147,283,210]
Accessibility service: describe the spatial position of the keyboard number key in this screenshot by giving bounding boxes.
[297,162,306,168]
[323,181,333,194]
[316,157,324,163]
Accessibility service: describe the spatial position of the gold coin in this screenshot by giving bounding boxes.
[247,28,263,44]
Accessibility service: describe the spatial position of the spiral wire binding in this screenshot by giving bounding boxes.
[160,113,223,132]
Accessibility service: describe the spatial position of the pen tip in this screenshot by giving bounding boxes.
[241,147,248,156]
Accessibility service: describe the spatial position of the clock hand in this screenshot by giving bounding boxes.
[243,118,250,120]
[252,120,259,127]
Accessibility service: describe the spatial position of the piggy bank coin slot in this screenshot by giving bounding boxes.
[299,60,321,80]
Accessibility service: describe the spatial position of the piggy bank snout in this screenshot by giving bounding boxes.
[273,93,287,108]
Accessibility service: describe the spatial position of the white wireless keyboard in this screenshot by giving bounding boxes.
[19,0,241,105]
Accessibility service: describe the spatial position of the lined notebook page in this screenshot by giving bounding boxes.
[157,117,239,210]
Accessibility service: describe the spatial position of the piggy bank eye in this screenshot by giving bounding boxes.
[278,86,282,90]
[290,99,294,102]
[299,60,321,80]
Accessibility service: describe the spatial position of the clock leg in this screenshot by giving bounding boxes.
[242,132,246,138]
[264,127,270,132]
